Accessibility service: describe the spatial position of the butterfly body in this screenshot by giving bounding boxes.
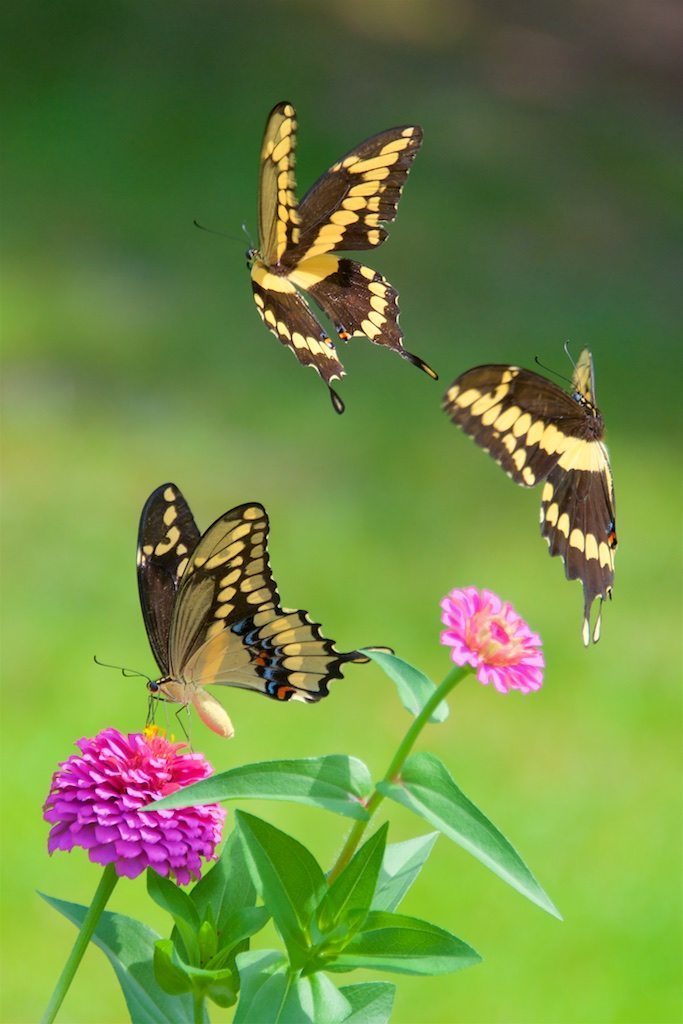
[443,351,617,645]
[248,101,437,413]
[137,483,372,735]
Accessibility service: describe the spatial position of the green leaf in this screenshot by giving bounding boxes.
[191,826,257,937]
[337,982,396,1024]
[153,940,192,996]
[363,650,449,723]
[317,824,388,935]
[281,974,351,1024]
[327,911,480,976]
[155,938,239,1007]
[236,811,327,966]
[372,832,440,912]
[197,919,217,963]
[146,870,200,964]
[40,893,201,1023]
[233,950,289,1024]
[208,907,270,966]
[147,756,372,819]
[378,752,561,919]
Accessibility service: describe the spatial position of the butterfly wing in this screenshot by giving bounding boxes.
[137,483,201,675]
[250,269,346,412]
[257,101,300,266]
[444,361,617,643]
[288,256,436,378]
[541,448,616,644]
[282,126,423,264]
[169,503,368,699]
[443,366,578,486]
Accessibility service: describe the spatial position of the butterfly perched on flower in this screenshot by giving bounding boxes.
[443,350,617,645]
[246,101,437,414]
[137,483,377,736]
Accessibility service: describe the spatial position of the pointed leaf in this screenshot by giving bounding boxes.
[191,826,256,936]
[146,870,201,964]
[236,811,326,966]
[153,940,192,996]
[40,893,200,1023]
[233,950,288,1024]
[318,824,388,935]
[197,919,218,963]
[372,832,440,912]
[209,907,270,963]
[327,911,480,976]
[363,650,449,722]
[147,756,372,819]
[338,982,396,1024]
[378,752,561,919]
[280,973,351,1024]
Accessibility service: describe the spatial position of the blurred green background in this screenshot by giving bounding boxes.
[2,1,681,1021]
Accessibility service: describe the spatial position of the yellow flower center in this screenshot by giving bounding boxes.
[467,610,525,666]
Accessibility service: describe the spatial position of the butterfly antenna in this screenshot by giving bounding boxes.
[563,340,576,369]
[93,655,152,683]
[533,355,573,388]
[193,219,244,244]
[241,222,255,249]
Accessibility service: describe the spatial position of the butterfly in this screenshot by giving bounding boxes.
[137,483,375,736]
[443,349,617,645]
[247,101,437,414]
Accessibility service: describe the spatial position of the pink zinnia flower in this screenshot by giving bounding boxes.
[440,587,544,694]
[43,727,226,884]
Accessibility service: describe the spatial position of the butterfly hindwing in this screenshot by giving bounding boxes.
[289,257,437,377]
[540,450,616,644]
[443,352,617,643]
[137,483,201,674]
[250,272,345,411]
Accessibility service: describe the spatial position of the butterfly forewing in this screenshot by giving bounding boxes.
[282,125,423,265]
[258,102,300,266]
[168,503,277,676]
[443,352,617,643]
[137,483,201,674]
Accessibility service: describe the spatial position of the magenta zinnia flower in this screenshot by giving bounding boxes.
[43,727,226,884]
[441,587,544,694]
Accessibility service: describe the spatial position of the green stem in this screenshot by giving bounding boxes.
[328,664,469,883]
[41,863,119,1024]
[193,990,205,1024]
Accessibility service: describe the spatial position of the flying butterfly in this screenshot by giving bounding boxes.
[137,483,377,736]
[247,101,437,413]
[443,350,617,645]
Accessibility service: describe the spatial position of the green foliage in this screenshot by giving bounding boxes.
[40,894,200,1024]
[326,911,480,976]
[317,824,388,937]
[147,756,373,820]
[371,833,440,913]
[235,811,328,968]
[379,751,560,918]
[362,651,449,723]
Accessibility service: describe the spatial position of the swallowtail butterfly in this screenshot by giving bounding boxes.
[137,483,374,736]
[443,350,617,645]
[247,101,437,413]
